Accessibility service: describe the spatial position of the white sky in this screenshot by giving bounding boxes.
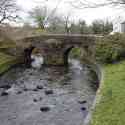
[17,0,125,24]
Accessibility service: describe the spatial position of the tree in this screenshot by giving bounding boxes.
[103,21,113,34]
[70,0,125,9]
[29,0,62,29]
[29,6,48,29]
[48,15,64,32]
[78,20,88,34]
[0,0,19,24]
[91,20,113,34]
[70,22,78,34]
[62,14,71,34]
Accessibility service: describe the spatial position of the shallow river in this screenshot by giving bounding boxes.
[0,59,97,125]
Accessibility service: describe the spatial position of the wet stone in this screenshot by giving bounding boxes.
[1,91,9,96]
[78,100,87,104]
[16,91,22,94]
[33,97,42,102]
[23,88,28,91]
[45,90,53,95]
[33,98,38,102]
[32,88,39,92]
[20,80,24,84]
[0,85,11,89]
[29,72,33,76]
[81,107,86,111]
[47,78,53,81]
[62,82,69,85]
[36,85,43,90]
[39,97,42,101]
[40,107,50,112]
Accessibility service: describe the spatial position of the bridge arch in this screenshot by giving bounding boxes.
[21,34,96,66]
[24,45,44,67]
[63,44,92,66]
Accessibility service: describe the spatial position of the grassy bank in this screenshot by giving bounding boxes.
[91,61,125,125]
[0,52,20,74]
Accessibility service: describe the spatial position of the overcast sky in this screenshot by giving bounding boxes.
[17,0,125,24]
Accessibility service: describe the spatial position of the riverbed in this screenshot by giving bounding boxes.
[0,59,97,125]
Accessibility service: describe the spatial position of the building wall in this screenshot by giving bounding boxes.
[121,23,125,32]
[112,17,125,33]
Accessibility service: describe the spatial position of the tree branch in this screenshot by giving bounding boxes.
[0,0,19,24]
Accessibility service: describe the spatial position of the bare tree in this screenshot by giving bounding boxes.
[29,0,63,29]
[70,0,125,9]
[62,14,71,34]
[48,15,63,31]
[0,0,19,24]
[29,6,48,29]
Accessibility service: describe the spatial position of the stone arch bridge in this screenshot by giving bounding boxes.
[19,34,98,66]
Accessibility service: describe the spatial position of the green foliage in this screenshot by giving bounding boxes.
[29,6,47,29]
[92,20,113,35]
[69,48,82,59]
[95,33,125,63]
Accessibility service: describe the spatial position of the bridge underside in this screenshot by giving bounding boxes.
[21,34,96,66]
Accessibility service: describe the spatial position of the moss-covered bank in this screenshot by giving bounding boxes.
[0,52,21,75]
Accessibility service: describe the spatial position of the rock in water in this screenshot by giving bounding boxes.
[36,85,43,90]
[40,107,50,112]
[45,90,53,95]
[33,98,38,102]
[81,107,86,111]
[78,100,87,104]
[0,85,11,89]
[1,91,9,96]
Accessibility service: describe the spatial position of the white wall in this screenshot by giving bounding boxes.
[112,17,125,33]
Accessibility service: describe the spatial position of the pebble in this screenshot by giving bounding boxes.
[32,88,39,92]
[81,107,86,111]
[33,99,38,102]
[29,73,33,76]
[36,85,43,90]
[40,107,50,112]
[23,88,28,91]
[16,91,22,94]
[33,97,42,102]
[0,85,11,89]
[62,83,68,85]
[1,91,9,96]
[39,97,42,101]
[20,80,24,84]
[78,100,87,104]
[45,90,53,95]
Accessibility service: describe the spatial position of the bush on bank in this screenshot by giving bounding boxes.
[90,33,125,125]
[95,33,125,64]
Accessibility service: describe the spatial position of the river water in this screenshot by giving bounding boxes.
[0,59,97,125]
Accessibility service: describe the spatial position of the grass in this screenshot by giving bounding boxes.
[0,52,20,74]
[91,61,125,125]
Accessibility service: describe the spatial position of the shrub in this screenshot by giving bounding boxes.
[95,33,125,63]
